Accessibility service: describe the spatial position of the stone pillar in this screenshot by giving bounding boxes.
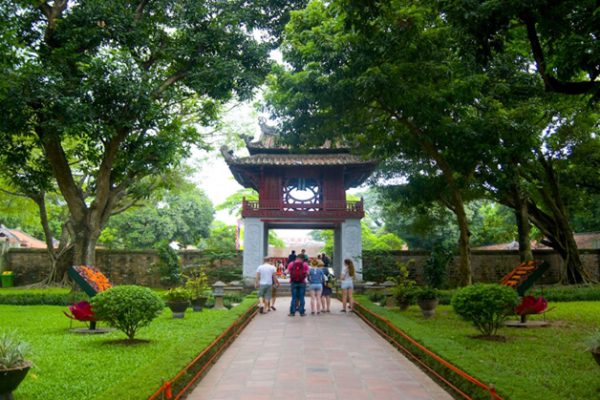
[340,219,362,281]
[333,226,342,278]
[242,218,266,285]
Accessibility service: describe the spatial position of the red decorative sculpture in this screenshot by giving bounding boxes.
[515,295,548,319]
[64,301,97,324]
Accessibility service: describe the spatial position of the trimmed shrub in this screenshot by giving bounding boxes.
[91,285,164,340]
[366,291,386,304]
[452,284,519,336]
[0,291,87,305]
[529,285,600,302]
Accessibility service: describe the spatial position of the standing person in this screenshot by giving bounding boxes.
[320,260,333,312]
[270,273,280,311]
[321,252,330,269]
[287,250,297,265]
[341,258,355,312]
[288,254,308,317]
[255,257,276,314]
[307,258,325,315]
[300,248,307,260]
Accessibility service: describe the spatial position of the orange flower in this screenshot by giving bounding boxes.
[74,265,112,292]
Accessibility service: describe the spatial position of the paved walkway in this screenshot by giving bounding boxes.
[187,297,452,400]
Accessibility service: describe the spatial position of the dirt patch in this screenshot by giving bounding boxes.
[468,334,509,342]
[102,338,151,346]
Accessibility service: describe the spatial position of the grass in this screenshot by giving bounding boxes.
[0,297,255,400]
[356,296,600,400]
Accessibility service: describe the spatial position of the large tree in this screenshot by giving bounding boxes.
[267,0,505,285]
[268,0,599,284]
[441,0,600,99]
[100,184,214,249]
[0,0,305,270]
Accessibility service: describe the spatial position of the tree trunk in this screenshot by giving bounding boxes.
[32,193,74,286]
[535,154,590,283]
[400,118,472,286]
[451,190,472,286]
[513,187,533,262]
[71,220,101,266]
[526,200,590,283]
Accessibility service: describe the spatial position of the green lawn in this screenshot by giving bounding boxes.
[357,296,600,400]
[0,298,255,400]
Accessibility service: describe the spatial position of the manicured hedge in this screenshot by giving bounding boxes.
[435,285,600,304]
[529,285,600,302]
[0,288,87,305]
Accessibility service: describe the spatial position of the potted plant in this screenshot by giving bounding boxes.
[416,287,439,318]
[184,269,210,312]
[392,286,417,311]
[584,329,600,367]
[387,262,416,311]
[0,331,32,399]
[164,288,192,318]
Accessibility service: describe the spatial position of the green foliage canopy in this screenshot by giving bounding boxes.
[0,0,305,266]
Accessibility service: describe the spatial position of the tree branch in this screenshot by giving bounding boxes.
[40,135,87,221]
[153,70,189,97]
[522,12,599,96]
[0,188,30,198]
[134,0,151,21]
[38,0,69,47]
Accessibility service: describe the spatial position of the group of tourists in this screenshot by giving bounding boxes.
[255,250,355,317]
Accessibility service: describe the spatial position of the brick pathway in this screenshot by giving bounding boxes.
[187,297,452,400]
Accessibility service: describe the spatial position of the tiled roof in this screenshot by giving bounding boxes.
[226,153,375,167]
[0,226,48,249]
[473,232,600,250]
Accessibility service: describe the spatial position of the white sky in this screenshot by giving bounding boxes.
[188,99,316,241]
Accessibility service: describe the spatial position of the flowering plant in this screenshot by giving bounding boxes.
[72,265,112,293]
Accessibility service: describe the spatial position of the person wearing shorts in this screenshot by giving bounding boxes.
[307,258,325,315]
[341,258,355,312]
[255,257,276,314]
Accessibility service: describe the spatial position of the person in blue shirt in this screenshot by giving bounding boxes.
[307,258,325,315]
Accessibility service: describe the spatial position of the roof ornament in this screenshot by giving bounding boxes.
[258,117,277,137]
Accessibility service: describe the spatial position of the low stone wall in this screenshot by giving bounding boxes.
[3,247,599,287]
[3,248,243,287]
[362,249,600,286]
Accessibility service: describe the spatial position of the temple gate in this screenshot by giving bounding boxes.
[222,128,376,284]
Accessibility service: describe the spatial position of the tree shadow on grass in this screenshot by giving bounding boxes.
[100,338,152,346]
[468,334,509,342]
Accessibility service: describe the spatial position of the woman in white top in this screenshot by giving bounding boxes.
[341,259,355,312]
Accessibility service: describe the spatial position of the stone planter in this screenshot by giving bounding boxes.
[0,361,32,400]
[191,296,208,312]
[167,301,190,319]
[417,299,439,318]
[397,300,411,311]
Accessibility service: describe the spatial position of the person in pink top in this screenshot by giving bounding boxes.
[287,254,309,316]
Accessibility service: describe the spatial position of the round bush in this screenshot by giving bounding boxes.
[91,285,164,340]
[451,284,519,336]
